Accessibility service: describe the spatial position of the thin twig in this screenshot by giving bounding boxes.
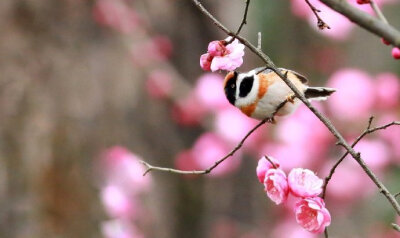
[395,192,400,198]
[369,0,389,24]
[392,223,400,232]
[257,32,262,49]
[226,0,251,44]
[320,0,400,47]
[264,155,278,169]
[322,118,400,198]
[304,0,330,29]
[140,97,291,175]
[190,0,400,216]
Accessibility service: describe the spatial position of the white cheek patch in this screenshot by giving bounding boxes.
[234,74,260,107]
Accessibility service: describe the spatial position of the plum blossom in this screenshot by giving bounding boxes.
[264,168,289,205]
[327,69,375,121]
[288,168,323,198]
[191,132,241,176]
[171,94,207,126]
[200,38,245,72]
[101,185,137,218]
[256,156,280,183]
[146,70,172,99]
[295,197,331,234]
[194,73,229,111]
[93,0,140,34]
[100,146,151,194]
[375,73,400,109]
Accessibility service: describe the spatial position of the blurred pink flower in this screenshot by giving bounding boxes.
[322,159,374,203]
[288,168,323,198]
[327,69,375,121]
[171,94,207,126]
[264,168,289,205]
[214,107,263,146]
[101,219,143,238]
[200,38,245,72]
[174,150,199,178]
[378,114,400,160]
[354,139,390,171]
[191,132,241,177]
[392,47,400,59]
[256,156,280,183]
[101,185,136,218]
[276,105,332,161]
[146,70,172,99]
[260,143,313,170]
[130,37,171,67]
[194,73,229,111]
[295,197,331,234]
[152,35,173,59]
[375,73,400,109]
[100,146,151,194]
[93,0,139,34]
[273,217,318,238]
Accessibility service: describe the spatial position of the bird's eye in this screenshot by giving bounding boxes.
[231,84,235,88]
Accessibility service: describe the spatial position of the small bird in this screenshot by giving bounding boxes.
[223,67,336,121]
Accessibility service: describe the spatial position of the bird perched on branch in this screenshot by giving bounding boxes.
[223,67,335,122]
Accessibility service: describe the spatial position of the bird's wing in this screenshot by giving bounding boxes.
[278,68,308,84]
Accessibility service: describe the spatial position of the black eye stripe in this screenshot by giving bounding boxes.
[239,76,254,97]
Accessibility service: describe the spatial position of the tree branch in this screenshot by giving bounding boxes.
[369,0,388,24]
[320,0,400,47]
[190,0,400,216]
[305,0,330,29]
[322,117,400,198]
[226,0,251,44]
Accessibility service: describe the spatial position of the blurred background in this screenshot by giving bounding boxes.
[1,0,400,237]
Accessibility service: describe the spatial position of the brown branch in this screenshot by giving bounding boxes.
[322,117,400,198]
[140,98,291,176]
[190,0,400,216]
[320,0,400,47]
[226,0,251,44]
[264,155,278,169]
[304,0,330,29]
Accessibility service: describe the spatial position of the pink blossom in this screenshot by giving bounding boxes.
[378,114,400,160]
[276,105,331,161]
[191,132,241,177]
[273,217,318,238]
[200,38,245,72]
[322,159,373,203]
[214,107,263,146]
[130,37,171,67]
[288,168,323,198]
[392,47,400,59]
[171,94,207,126]
[101,185,136,218]
[200,53,212,71]
[101,219,143,238]
[327,69,375,121]
[295,197,331,234]
[194,73,229,111]
[354,139,389,171]
[146,70,172,99]
[256,156,280,183]
[100,146,151,194]
[375,73,400,109]
[264,168,289,205]
[93,0,139,34]
[174,150,199,178]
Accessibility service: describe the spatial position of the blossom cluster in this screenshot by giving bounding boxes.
[256,156,331,234]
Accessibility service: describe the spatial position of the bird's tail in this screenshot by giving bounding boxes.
[304,87,336,101]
